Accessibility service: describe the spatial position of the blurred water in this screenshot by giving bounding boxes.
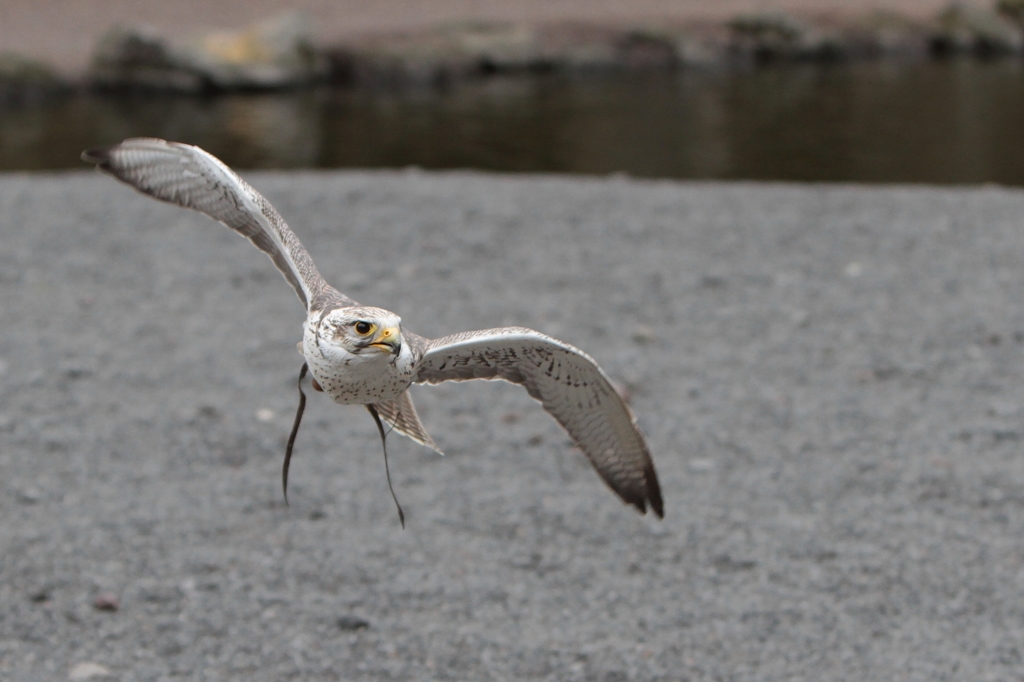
[4,59,1024,184]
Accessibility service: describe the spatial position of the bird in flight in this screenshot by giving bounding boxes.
[83,138,663,521]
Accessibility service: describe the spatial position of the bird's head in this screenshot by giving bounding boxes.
[314,306,403,360]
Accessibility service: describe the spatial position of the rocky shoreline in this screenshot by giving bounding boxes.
[4,2,1024,102]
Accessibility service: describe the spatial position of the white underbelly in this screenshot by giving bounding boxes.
[310,359,413,405]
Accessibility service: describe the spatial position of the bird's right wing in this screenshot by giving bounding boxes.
[414,327,663,518]
[372,390,443,455]
[82,138,348,312]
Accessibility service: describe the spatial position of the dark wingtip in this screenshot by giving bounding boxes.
[604,459,664,519]
[81,146,112,166]
[645,461,664,519]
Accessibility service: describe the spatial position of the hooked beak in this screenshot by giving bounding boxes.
[368,325,401,355]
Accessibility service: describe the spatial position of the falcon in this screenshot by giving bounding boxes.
[82,138,664,520]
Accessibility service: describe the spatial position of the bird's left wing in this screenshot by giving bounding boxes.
[82,138,342,312]
[414,327,663,517]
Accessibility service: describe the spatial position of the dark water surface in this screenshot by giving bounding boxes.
[4,60,1024,183]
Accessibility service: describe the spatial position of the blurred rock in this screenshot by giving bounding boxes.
[931,2,1023,55]
[534,24,622,71]
[339,38,474,89]
[77,8,1024,95]
[557,42,620,71]
[187,12,327,89]
[671,29,730,67]
[844,11,932,57]
[90,25,205,92]
[341,22,544,89]
[729,12,845,62]
[89,13,327,92]
[997,0,1024,27]
[616,28,681,69]
[618,25,726,69]
[0,53,69,105]
[340,21,733,87]
[443,21,541,72]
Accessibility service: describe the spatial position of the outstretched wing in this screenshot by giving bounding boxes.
[82,137,347,312]
[414,327,663,518]
[373,390,444,455]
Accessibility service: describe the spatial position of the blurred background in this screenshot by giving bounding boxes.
[3,0,1024,183]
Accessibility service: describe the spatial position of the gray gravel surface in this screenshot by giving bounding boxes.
[2,171,1024,681]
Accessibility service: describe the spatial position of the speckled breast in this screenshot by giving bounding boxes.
[301,323,417,405]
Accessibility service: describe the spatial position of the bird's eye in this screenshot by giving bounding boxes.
[354,321,373,335]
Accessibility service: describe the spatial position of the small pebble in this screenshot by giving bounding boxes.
[256,408,275,422]
[337,615,370,630]
[844,262,863,278]
[687,458,714,473]
[197,405,220,419]
[989,400,1019,417]
[68,662,111,680]
[93,593,120,611]
[632,324,656,344]
[700,275,726,289]
[17,487,41,504]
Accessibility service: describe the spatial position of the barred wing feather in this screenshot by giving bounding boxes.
[82,137,342,311]
[415,328,663,517]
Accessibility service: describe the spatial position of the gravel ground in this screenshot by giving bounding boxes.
[2,171,1024,681]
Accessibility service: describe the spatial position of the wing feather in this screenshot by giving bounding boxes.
[373,390,443,455]
[82,138,350,312]
[415,327,663,517]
